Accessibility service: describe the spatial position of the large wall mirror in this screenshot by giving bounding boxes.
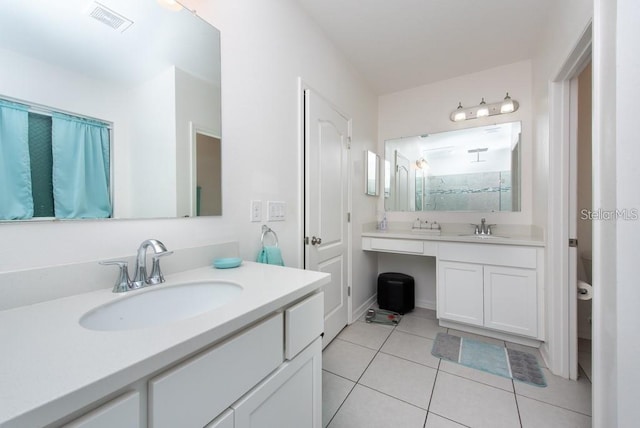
[0,0,221,221]
[384,121,521,212]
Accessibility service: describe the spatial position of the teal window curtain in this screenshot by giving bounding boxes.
[52,113,111,218]
[0,100,33,219]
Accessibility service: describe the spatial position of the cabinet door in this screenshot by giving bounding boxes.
[63,391,140,428]
[232,338,322,428]
[484,265,537,337]
[437,261,484,326]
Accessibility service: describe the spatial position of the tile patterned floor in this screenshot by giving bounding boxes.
[322,307,592,428]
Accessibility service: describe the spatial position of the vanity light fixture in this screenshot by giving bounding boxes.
[476,98,489,118]
[450,93,519,122]
[453,102,466,122]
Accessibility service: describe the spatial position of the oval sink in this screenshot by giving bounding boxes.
[80,281,243,331]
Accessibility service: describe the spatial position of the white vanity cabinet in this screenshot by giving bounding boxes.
[437,243,540,338]
[148,291,324,428]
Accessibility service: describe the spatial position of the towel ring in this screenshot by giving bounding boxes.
[261,225,279,247]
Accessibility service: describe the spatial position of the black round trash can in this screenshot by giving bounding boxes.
[377,272,415,314]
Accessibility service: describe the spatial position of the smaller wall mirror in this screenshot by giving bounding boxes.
[365,150,379,196]
[384,121,522,212]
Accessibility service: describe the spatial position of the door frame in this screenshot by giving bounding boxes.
[189,122,221,217]
[297,78,353,325]
[546,22,592,379]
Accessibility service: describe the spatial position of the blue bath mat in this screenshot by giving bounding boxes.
[431,332,546,387]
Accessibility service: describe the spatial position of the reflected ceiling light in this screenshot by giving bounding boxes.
[415,158,429,169]
[450,93,519,122]
[157,0,184,11]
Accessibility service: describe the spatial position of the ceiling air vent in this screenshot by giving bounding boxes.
[86,2,133,33]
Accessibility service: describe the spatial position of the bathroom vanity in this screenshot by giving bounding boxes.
[363,227,545,344]
[0,262,329,428]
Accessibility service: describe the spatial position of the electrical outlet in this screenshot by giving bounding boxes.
[250,200,262,222]
[267,201,286,221]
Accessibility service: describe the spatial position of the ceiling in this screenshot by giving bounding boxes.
[295,0,554,95]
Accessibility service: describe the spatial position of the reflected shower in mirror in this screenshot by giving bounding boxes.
[384,121,521,212]
[0,0,221,221]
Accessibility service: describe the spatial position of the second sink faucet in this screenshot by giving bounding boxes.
[132,239,173,288]
[475,218,494,235]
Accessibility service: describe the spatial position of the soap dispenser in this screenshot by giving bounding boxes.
[413,218,421,229]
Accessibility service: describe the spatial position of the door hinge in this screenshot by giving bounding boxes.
[304,236,309,245]
[347,212,351,223]
[347,136,352,149]
[347,286,351,297]
[569,238,578,247]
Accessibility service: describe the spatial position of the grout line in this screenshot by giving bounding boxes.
[513,393,593,417]
[513,379,523,428]
[426,411,474,428]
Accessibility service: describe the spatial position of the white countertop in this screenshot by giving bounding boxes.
[0,262,330,428]
[362,229,545,247]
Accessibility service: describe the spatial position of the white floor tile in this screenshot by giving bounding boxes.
[518,395,592,428]
[380,330,441,369]
[429,371,520,428]
[439,359,514,392]
[322,339,377,381]
[359,352,437,409]
[337,320,394,350]
[425,412,468,428]
[514,367,592,416]
[397,315,447,339]
[322,370,355,428]
[407,306,438,320]
[327,384,427,428]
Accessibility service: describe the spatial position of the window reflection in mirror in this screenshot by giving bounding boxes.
[384,121,521,212]
[0,0,221,221]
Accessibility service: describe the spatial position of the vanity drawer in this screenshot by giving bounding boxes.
[149,314,283,428]
[63,391,140,428]
[285,292,324,360]
[369,238,424,254]
[439,243,537,269]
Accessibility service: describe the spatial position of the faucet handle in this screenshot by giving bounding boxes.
[100,260,132,293]
[148,251,174,285]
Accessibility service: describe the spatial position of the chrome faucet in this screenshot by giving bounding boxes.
[474,218,494,235]
[101,239,173,293]
[132,239,173,288]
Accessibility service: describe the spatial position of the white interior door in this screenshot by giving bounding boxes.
[568,77,579,380]
[303,89,350,348]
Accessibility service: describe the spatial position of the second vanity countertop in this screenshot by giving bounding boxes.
[362,228,545,247]
[0,262,330,428]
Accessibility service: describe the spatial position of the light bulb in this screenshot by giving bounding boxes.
[157,0,183,11]
[453,102,466,121]
[500,92,515,113]
[476,98,489,117]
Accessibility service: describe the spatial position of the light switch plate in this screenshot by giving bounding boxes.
[250,200,262,222]
[267,201,286,221]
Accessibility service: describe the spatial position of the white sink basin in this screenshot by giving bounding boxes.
[80,281,243,331]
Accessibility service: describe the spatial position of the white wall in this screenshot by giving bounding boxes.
[378,60,533,225]
[1,0,379,318]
